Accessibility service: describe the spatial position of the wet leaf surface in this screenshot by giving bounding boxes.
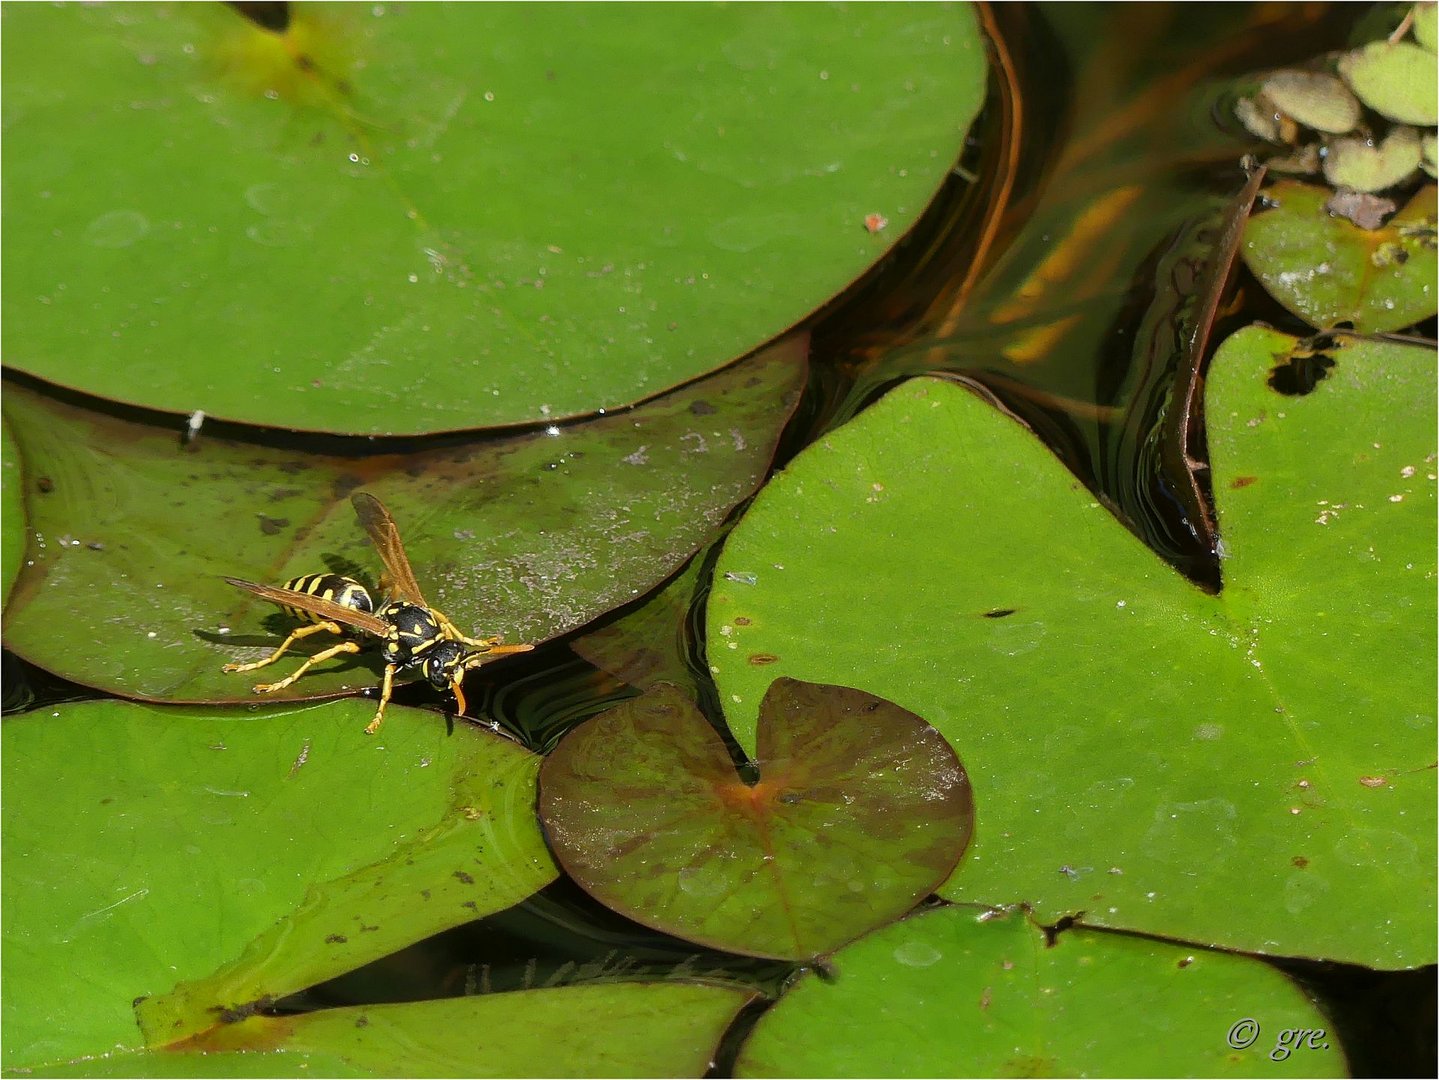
[569,556,707,696]
[2,3,984,434]
[1,337,804,704]
[1,416,21,604]
[15,983,751,1078]
[1242,180,1437,332]
[736,906,1346,1077]
[1,699,556,1068]
[538,679,973,961]
[708,330,1436,967]
[180,983,751,1080]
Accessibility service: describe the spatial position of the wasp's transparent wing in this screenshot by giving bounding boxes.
[350,492,428,606]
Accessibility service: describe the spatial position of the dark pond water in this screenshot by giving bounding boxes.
[4,3,1434,1075]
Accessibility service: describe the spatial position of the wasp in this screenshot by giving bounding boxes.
[222,492,533,734]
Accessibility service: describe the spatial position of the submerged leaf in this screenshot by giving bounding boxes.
[570,556,707,696]
[538,679,973,961]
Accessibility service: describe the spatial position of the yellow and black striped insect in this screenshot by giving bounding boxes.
[222,492,532,734]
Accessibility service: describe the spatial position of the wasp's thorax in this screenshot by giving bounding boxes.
[378,601,446,667]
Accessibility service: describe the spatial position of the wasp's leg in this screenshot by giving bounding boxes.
[449,668,470,719]
[428,609,499,649]
[223,621,346,674]
[364,665,398,735]
[479,643,537,658]
[251,640,362,693]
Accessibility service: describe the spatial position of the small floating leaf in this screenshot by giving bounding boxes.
[1415,2,1437,51]
[1339,40,1439,125]
[1322,126,1423,192]
[538,679,973,961]
[1234,95,1288,144]
[1242,180,1437,332]
[1261,70,1361,134]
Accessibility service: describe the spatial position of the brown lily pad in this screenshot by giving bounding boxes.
[538,678,973,961]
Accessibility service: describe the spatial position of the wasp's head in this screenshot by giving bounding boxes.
[421,640,468,689]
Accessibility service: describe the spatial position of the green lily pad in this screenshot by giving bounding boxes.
[195,983,752,1079]
[18,983,753,1078]
[538,679,973,961]
[1,336,803,705]
[736,906,1347,1077]
[1,416,21,604]
[707,330,1435,967]
[1,699,556,1067]
[1,3,984,435]
[1243,180,1437,332]
[1339,39,1438,125]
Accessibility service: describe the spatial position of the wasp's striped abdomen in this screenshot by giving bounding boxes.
[278,574,374,625]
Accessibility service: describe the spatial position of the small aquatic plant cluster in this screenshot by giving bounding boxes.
[1236,3,1436,201]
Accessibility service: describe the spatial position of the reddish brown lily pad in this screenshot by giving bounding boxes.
[538,678,973,961]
